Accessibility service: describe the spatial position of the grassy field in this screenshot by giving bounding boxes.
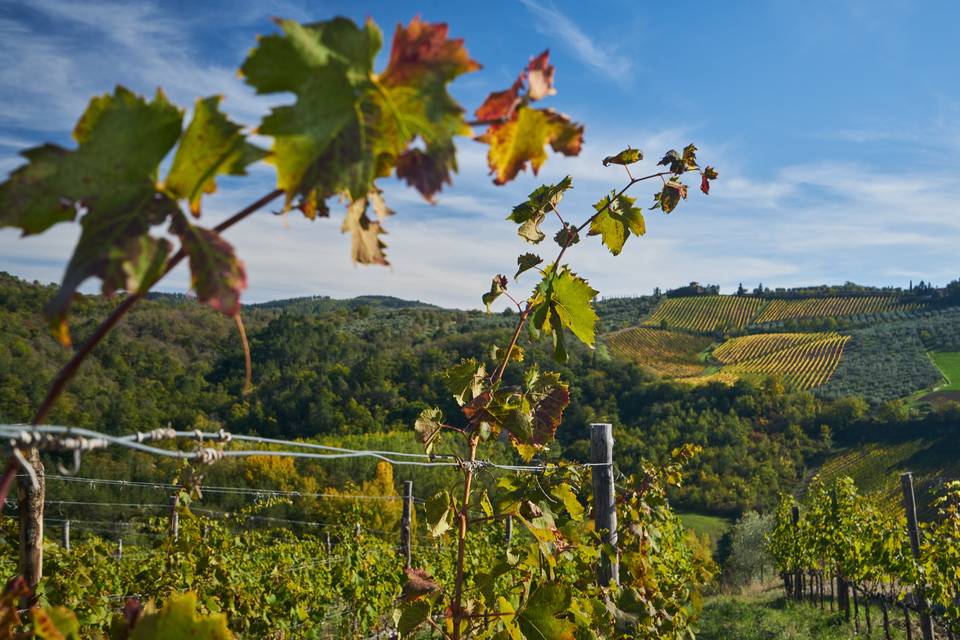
[697,591,910,639]
[679,512,733,542]
[929,351,960,390]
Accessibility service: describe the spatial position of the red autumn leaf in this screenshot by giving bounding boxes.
[382,17,480,86]
[701,173,711,194]
[174,218,247,316]
[474,75,523,122]
[401,567,441,601]
[395,145,455,202]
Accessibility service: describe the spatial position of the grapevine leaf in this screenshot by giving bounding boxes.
[652,178,688,214]
[414,407,444,455]
[515,253,543,279]
[401,567,440,601]
[701,165,719,194]
[475,76,523,122]
[0,86,182,236]
[503,408,534,443]
[479,490,494,518]
[164,96,266,216]
[443,358,486,405]
[529,370,570,445]
[525,50,556,101]
[507,176,572,244]
[31,606,80,640]
[602,147,642,167]
[588,191,645,255]
[482,274,508,311]
[657,149,682,173]
[550,483,584,522]
[529,267,597,360]
[173,215,247,316]
[477,107,583,185]
[553,225,579,248]
[101,235,173,297]
[395,142,456,203]
[425,491,453,537]
[517,583,576,640]
[0,87,183,344]
[129,592,232,639]
[396,600,431,634]
[242,17,476,218]
[681,143,699,171]
[47,191,180,346]
[551,268,599,346]
[341,194,389,265]
[382,18,479,201]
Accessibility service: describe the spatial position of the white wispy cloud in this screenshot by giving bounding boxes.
[518,0,630,82]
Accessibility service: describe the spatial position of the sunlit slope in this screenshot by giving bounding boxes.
[642,296,765,333]
[753,296,920,324]
[607,327,712,377]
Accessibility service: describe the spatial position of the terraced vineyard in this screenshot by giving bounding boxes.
[642,296,765,333]
[606,327,712,377]
[712,332,833,364]
[816,438,960,516]
[721,333,850,389]
[752,296,919,324]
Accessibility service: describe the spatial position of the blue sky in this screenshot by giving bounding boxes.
[1,0,958,308]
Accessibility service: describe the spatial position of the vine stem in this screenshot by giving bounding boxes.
[451,435,479,640]
[449,167,678,635]
[31,188,284,426]
[490,169,674,385]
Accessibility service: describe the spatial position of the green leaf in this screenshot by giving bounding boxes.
[479,490,494,518]
[550,483,584,522]
[425,491,453,537]
[241,17,477,214]
[602,147,642,167]
[101,235,173,297]
[164,96,266,216]
[588,191,645,256]
[478,107,583,185]
[529,267,598,361]
[482,274,509,311]
[414,407,444,455]
[517,583,576,640]
[515,253,543,279]
[0,87,183,345]
[173,215,247,316]
[32,606,80,640]
[444,358,486,405]
[130,592,232,639]
[396,600,431,636]
[508,176,572,244]
[0,86,182,236]
[550,268,599,347]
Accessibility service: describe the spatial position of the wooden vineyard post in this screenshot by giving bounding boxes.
[117,538,123,561]
[169,495,179,541]
[590,423,619,587]
[400,480,413,569]
[61,520,70,552]
[901,472,935,640]
[325,532,332,555]
[791,505,802,601]
[505,515,512,547]
[17,448,44,598]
